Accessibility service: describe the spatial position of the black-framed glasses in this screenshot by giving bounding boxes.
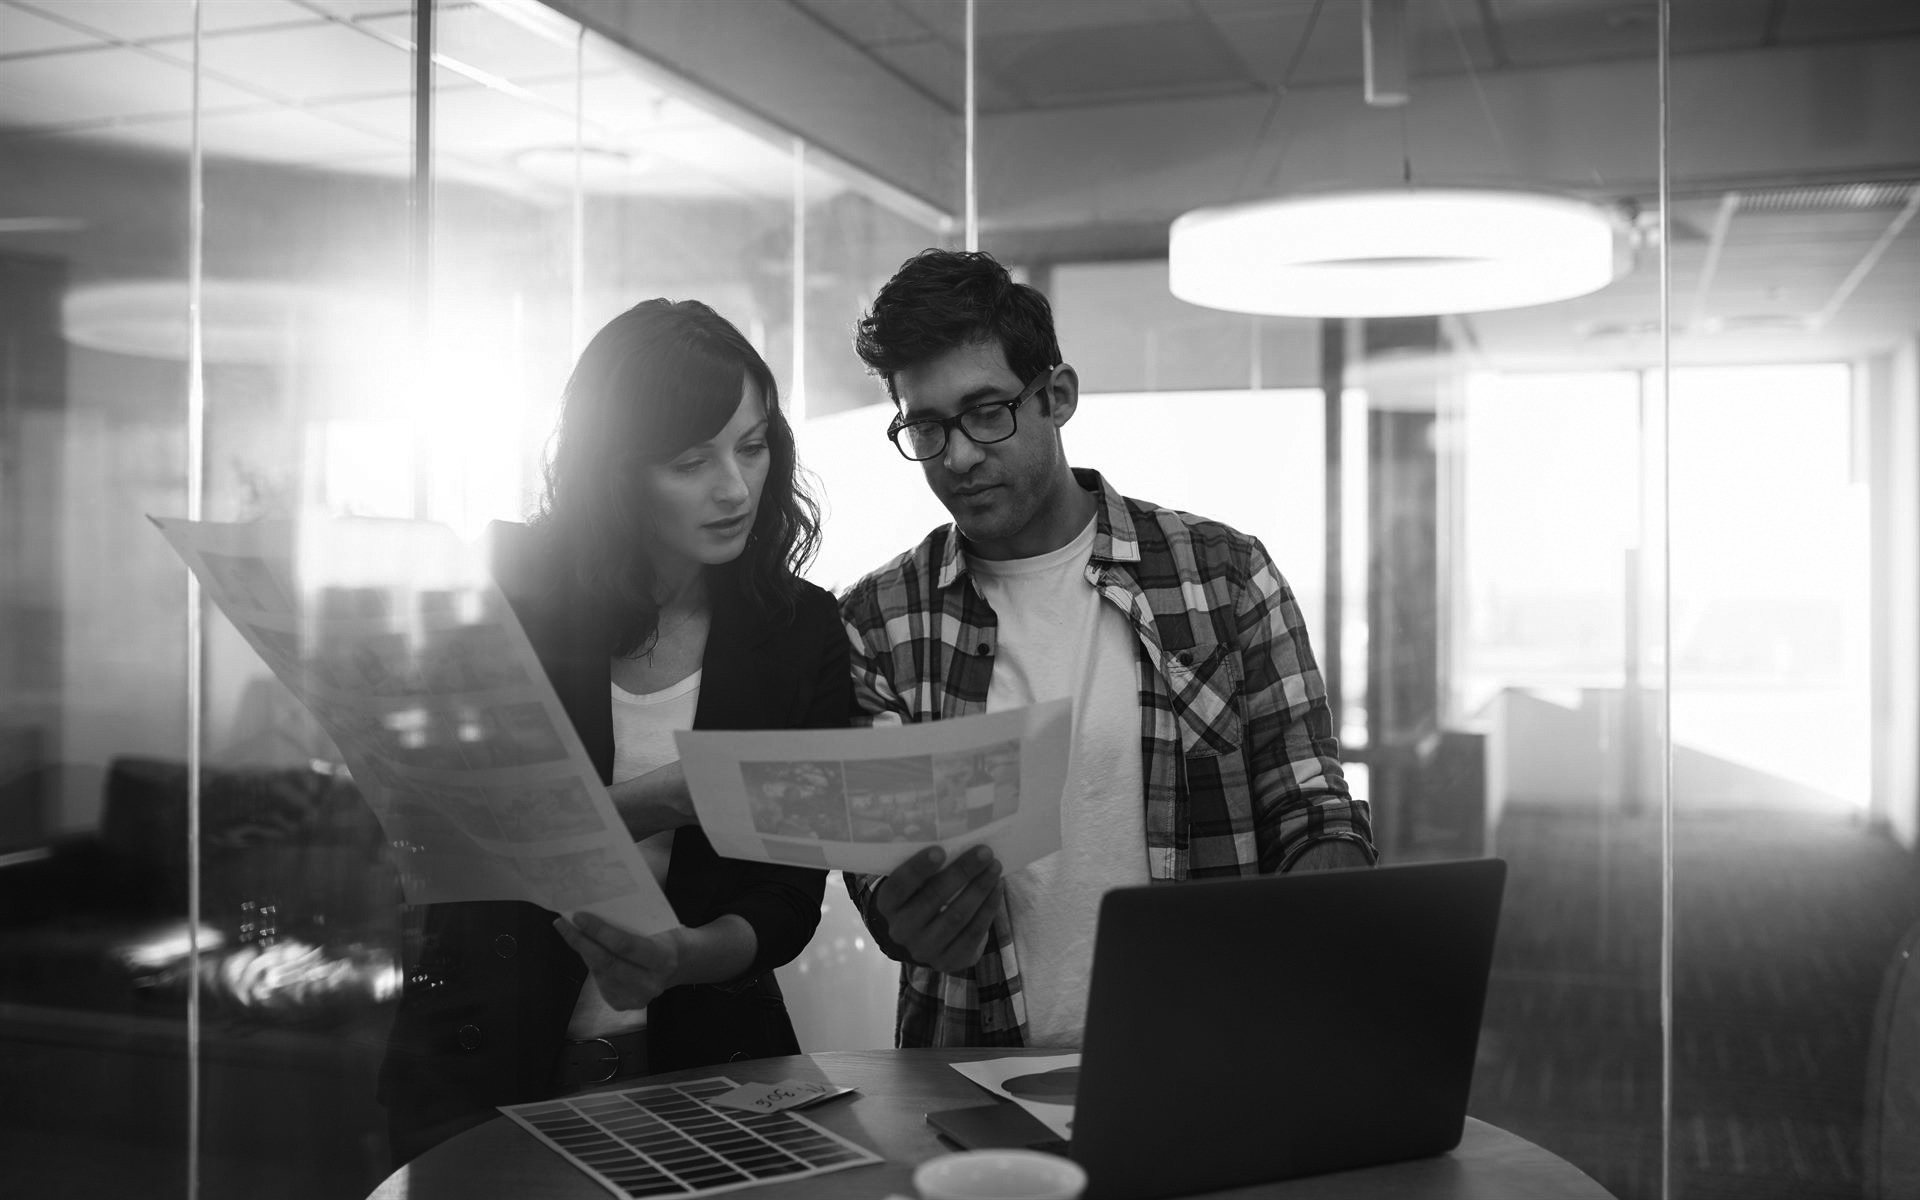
[886,365,1059,462]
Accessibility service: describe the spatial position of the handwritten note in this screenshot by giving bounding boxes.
[706,1080,856,1114]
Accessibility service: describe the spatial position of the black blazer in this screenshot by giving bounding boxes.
[379,523,850,1163]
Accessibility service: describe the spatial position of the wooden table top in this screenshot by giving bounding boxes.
[369,1048,1615,1200]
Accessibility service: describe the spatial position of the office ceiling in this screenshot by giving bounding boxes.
[0,0,829,199]
[792,0,1920,115]
[2,0,1916,370]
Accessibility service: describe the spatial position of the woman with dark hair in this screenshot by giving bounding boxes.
[379,299,850,1164]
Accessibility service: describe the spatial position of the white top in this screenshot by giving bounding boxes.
[968,515,1147,1047]
[564,668,701,1040]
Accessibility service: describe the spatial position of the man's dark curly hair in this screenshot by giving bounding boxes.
[854,248,1061,410]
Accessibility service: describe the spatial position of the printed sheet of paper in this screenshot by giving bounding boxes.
[676,700,1071,875]
[950,1054,1081,1141]
[152,515,677,935]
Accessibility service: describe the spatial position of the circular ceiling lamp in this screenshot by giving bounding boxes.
[1168,187,1628,318]
[62,280,397,364]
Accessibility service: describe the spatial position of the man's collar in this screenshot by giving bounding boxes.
[934,467,1138,589]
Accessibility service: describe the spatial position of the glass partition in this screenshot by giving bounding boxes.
[6,2,1918,1198]
[1667,6,1920,1199]
[969,2,1667,1197]
[0,0,197,1192]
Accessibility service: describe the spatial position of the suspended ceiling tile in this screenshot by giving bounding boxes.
[0,46,256,126]
[298,0,415,19]
[193,21,413,103]
[1271,2,1364,87]
[892,0,965,45]
[195,0,321,35]
[1489,0,1661,67]
[301,90,414,141]
[788,0,944,47]
[1666,0,1770,51]
[360,5,580,83]
[973,0,1192,39]
[11,0,197,43]
[1779,1,1920,40]
[0,2,101,56]
[14,0,315,44]
[1222,2,1508,89]
[868,37,1011,112]
[977,17,1257,109]
[1197,2,1359,89]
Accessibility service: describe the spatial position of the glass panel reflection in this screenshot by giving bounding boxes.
[1669,6,1920,1198]
[969,0,1665,1195]
[0,0,197,1193]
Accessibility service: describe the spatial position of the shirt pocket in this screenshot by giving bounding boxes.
[1161,640,1244,757]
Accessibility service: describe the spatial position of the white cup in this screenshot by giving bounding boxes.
[913,1149,1088,1200]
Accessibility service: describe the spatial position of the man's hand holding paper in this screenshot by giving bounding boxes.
[871,844,1006,972]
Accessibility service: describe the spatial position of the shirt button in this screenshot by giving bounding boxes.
[457,1024,484,1051]
[1177,650,1193,666]
[976,642,989,655]
[493,934,517,959]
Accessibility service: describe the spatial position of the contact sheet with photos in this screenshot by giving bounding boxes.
[502,1077,881,1198]
[676,698,1071,875]
[152,515,678,934]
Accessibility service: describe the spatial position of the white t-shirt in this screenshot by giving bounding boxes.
[968,516,1147,1047]
[564,669,700,1040]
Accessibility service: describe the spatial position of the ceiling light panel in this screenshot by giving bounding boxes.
[360,6,581,83]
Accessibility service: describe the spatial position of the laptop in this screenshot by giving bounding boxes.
[928,858,1508,1200]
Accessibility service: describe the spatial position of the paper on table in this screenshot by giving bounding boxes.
[950,1054,1081,1141]
[151,515,678,935]
[706,1079,856,1114]
[675,700,1072,875]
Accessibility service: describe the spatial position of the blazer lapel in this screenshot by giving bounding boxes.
[694,589,781,732]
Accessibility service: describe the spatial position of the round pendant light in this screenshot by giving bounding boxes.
[1168,187,1627,318]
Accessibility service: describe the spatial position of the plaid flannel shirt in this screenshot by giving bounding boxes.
[840,468,1375,1047]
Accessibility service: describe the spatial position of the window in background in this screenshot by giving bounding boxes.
[1666,363,1868,814]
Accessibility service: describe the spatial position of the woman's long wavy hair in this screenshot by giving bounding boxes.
[533,299,821,658]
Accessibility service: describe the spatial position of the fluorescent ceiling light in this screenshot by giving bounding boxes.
[1169,187,1626,318]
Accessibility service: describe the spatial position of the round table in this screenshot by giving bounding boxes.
[369,1048,1615,1200]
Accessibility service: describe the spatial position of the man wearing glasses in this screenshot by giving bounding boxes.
[839,248,1376,1049]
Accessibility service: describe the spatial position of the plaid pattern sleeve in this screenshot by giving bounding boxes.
[1233,536,1377,872]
